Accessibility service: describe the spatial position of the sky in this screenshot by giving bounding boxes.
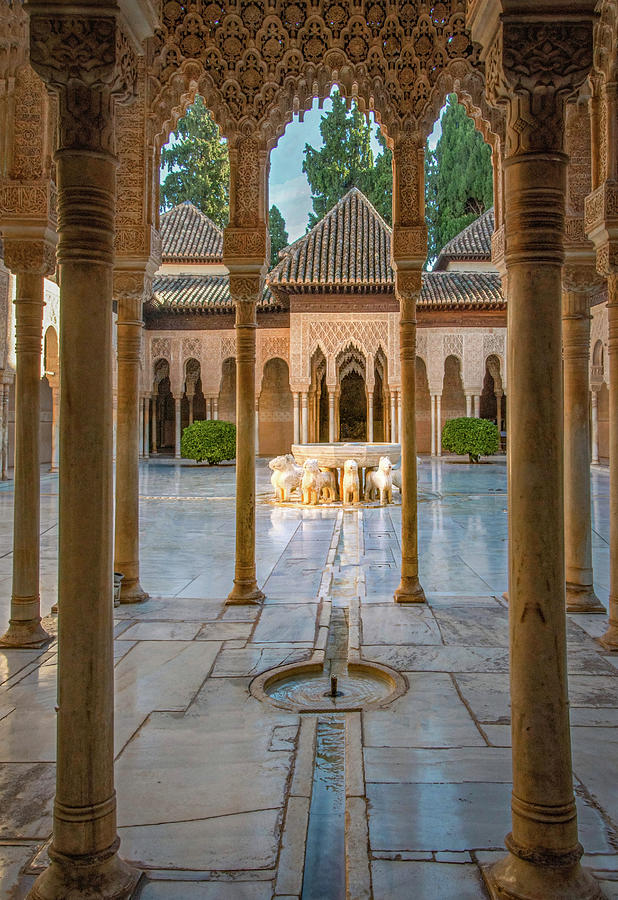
[269,97,443,241]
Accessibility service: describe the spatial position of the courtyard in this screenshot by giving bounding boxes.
[0,458,616,898]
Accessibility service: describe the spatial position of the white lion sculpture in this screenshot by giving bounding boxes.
[342,459,360,504]
[269,454,302,502]
[301,459,336,505]
[365,456,393,504]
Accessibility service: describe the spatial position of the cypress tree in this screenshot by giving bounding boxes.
[269,205,289,267]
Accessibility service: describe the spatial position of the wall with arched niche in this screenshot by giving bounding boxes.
[416,357,431,453]
[258,357,293,456]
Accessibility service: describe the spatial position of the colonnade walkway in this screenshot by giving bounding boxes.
[0,459,616,897]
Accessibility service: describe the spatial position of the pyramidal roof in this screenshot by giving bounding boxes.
[268,188,393,291]
[434,207,495,270]
[160,201,223,261]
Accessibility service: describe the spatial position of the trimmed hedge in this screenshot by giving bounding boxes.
[180,419,236,465]
[441,417,499,463]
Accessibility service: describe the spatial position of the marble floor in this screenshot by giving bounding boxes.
[0,458,616,898]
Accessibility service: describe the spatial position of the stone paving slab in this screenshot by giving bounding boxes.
[371,859,487,900]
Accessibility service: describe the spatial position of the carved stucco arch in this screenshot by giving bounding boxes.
[148,2,484,147]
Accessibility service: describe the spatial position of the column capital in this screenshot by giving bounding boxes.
[3,236,56,276]
[482,10,595,157]
[562,263,605,295]
[113,268,151,321]
[26,8,139,154]
[228,271,263,305]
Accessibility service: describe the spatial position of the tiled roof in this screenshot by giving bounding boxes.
[147,274,278,313]
[268,188,393,290]
[420,272,504,308]
[434,207,495,270]
[160,202,223,261]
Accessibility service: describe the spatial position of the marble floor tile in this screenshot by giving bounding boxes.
[118,622,202,641]
[361,604,442,646]
[138,882,274,899]
[0,844,41,900]
[371,859,487,900]
[364,746,513,784]
[252,603,318,644]
[0,762,55,838]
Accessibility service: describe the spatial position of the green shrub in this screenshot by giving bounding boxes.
[441,417,499,463]
[181,419,236,465]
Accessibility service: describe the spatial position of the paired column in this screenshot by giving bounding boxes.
[1,381,9,480]
[174,396,181,458]
[301,390,309,443]
[603,278,618,647]
[475,7,602,897]
[292,391,300,443]
[562,286,604,613]
[113,276,149,603]
[367,389,374,442]
[436,394,442,456]
[143,396,150,458]
[0,247,55,648]
[213,396,219,420]
[591,389,599,465]
[465,392,473,418]
[49,385,60,472]
[430,394,436,455]
[328,389,336,442]
[390,391,397,442]
[151,393,158,453]
[28,7,142,896]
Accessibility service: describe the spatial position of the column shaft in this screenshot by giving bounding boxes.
[473,394,480,417]
[114,292,148,603]
[394,289,425,604]
[466,393,472,417]
[174,397,181,459]
[367,390,374,442]
[144,396,150,458]
[301,391,309,443]
[226,298,264,604]
[50,386,59,472]
[293,392,300,443]
[591,390,599,465]
[188,395,194,425]
[430,394,436,455]
[328,391,336,443]
[602,281,618,647]
[255,397,260,454]
[213,397,218,420]
[391,392,397,442]
[151,394,158,453]
[437,395,442,456]
[563,292,603,613]
[1,274,51,647]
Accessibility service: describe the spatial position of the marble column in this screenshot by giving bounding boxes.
[465,392,473,417]
[562,287,603,613]
[27,7,142,895]
[293,391,300,443]
[390,392,397,442]
[430,394,436,455]
[397,393,402,443]
[473,394,480,417]
[143,395,150,458]
[49,385,60,472]
[0,253,54,649]
[151,393,158,453]
[174,396,181,459]
[255,396,260,454]
[495,390,503,434]
[477,8,602,896]
[602,276,618,648]
[301,391,309,443]
[591,388,599,465]
[113,279,148,604]
[188,393,194,425]
[367,390,374,441]
[138,397,144,458]
[328,390,336,442]
[436,394,442,456]
[213,396,219,420]
[1,381,9,480]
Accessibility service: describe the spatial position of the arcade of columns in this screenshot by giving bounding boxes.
[0,0,616,897]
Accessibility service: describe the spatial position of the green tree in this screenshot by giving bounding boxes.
[160,96,229,228]
[302,91,392,228]
[180,420,236,465]
[269,204,289,267]
[425,94,493,265]
[441,417,499,463]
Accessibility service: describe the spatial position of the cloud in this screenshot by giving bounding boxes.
[270,174,312,241]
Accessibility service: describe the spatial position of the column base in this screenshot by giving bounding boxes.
[482,849,602,900]
[226,579,265,606]
[598,621,618,651]
[49,466,58,474]
[394,575,426,604]
[566,584,606,614]
[118,578,149,605]
[0,617,52,649]
[28,841,141,900]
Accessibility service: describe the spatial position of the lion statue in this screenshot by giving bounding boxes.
[301,459,336,505]
[342,459,360,504]
[365,456,393,504]
[269,454,303,502]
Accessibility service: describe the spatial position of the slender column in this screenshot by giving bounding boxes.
[367,390,374,442]
[143,395,150,458]
[397,393,402,442]
[255,396,260,454]
[188,394,194,425]
[113,280,148,604]
[301,391,309,443]
[477,8,602,895]
[602,278,618,647]
[1,257,54,648]
[226,283,264,603]
[591,389,599,464]
[436,395,442,456]
[151,393,158,453]
[465,392,472,417]
[495,390,503,434]
[562,287,604,613]
[27,7,142,895]
[390,392,397,442]
[328,389,336,442]
[1,382,9,480]
[335,389,340,440]
[50,386,60,472]
[213,396,219,420]
[0,384,4,478]
[430,394,436,455]
[473,394,480,417]
[138,397,144,458]
[293,391,300,443]
[174,396,181,459]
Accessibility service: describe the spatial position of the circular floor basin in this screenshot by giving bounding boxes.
[251,660,407,712]
[291,442,401,469]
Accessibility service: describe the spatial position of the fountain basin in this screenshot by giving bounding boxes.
[251,659,407,712]
[291,442,401,469]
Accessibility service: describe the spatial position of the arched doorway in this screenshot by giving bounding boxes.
[337,346,367,440]
[182,358,205,429]
[259,357,293,456]
[442,355,466,424]
[218,356,236,423]
[416,357,431,453]
[153,358,174,453]
[309,346,328,442]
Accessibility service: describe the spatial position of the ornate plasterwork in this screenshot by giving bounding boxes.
[149,0,483,146]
